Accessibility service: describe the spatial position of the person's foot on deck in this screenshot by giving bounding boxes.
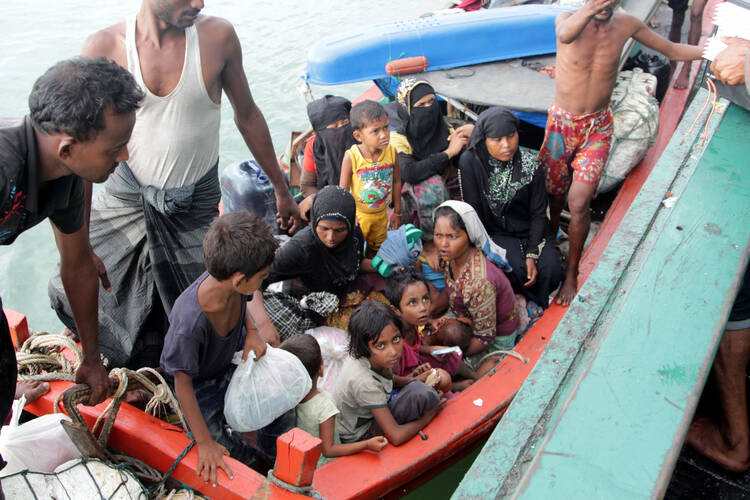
[14,380,50,404]
[686,417,750,473]
[554,275,578,306]
[673,63,692,89]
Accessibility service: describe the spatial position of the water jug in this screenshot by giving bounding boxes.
[220,159,279,234]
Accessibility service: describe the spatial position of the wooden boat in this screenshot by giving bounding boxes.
[14,4,706,498]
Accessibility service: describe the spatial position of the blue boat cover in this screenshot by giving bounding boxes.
[304,5,571,85]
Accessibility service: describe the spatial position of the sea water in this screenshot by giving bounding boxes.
[0,0,437,331]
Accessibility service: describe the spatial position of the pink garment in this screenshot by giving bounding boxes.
[397,327,461,376]
[453,0,484,11]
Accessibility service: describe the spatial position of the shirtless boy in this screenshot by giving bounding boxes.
[540,0,703,306]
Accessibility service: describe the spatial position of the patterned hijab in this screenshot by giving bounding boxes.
[435,200,511,271]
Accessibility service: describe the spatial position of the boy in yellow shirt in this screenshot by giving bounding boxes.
[340,100,402,256]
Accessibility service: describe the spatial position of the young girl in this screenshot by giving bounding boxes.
[385,267,460,393]
[280,334,387,466]
[433,200,519,377]
[334,301,443,446]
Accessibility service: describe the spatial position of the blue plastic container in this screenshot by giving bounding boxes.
[220,159,278,234]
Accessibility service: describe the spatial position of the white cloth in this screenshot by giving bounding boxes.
[437,200,511,271]
[124,14,221,189]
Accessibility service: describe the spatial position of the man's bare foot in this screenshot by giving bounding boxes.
[554,276,578,306]
[673,64,692,89]
[15,380,50,404]
[686,417,750,473]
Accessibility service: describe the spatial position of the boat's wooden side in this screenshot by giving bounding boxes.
[453,92,750,498]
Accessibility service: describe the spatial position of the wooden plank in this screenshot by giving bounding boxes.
[512,101,750,499]
[451,89,744,499]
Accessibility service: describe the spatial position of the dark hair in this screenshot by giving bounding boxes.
[280,334,322,379]
[350,100,387,130]
[437,319,472,353]
[348,301,403,359]
[433,206,466,233]
[385,267,430,309]
[29,57,144,142]
[203,211,279,281]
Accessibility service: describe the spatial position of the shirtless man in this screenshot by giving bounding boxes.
[50,0,299,366]
[539,0,703,306]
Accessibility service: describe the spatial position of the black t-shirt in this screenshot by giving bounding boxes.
[0,117,84,245]
[160,272,250,381]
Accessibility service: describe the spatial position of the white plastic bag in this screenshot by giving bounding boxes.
[598,68,660,194]
[224,345,312,432]
[307,327,349,394]
[0,396,81,477]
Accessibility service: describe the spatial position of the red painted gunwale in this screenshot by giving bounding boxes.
[24,11,714,492]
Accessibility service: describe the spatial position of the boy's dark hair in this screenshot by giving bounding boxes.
[433,206,467,233]
[348,301,403,359]
[203,211,279,281]
[280,334,322,379]
[350,100,387,130]
[385,267,431,309]
[29,57,144,142]
[437,319,472,353]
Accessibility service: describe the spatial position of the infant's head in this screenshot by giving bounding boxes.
[435,319,472,353]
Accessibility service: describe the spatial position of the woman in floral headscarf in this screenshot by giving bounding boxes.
[457,107,562,309]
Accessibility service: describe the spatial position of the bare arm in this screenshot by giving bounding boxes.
[371,403,442,446]
[52,223,109,405]
[220,24,300,233]
[339,152,353,190]
[242,305,268,360]
[389,155,402,230]
[174,371,234,486]
[632,18,704,61]
[319,417,387,458]
[247,290,279,347]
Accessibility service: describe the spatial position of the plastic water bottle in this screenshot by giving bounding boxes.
[220,159,279,234]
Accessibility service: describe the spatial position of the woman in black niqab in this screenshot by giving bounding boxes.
[306,95,357,190]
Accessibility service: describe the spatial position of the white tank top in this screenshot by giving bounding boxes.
[125,14,221,189]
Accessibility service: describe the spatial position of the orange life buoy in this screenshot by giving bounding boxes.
[385,56,429,76]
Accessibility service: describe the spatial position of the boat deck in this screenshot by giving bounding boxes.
[452,93,750,498]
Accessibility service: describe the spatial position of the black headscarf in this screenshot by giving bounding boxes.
[307,95,357,188]
[467,106,522,195]
[388,81,451,160]
[266,186,363,293]
[308,186,363,290]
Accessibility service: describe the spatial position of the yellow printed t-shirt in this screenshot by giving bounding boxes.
[348,144,396,214]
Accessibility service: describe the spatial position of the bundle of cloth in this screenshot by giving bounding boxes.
[371,224,424,277]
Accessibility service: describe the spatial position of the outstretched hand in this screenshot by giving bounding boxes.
[75,358,110,406]
[196,439,233,487]
[711,37,750,86]
[276,192,301,235]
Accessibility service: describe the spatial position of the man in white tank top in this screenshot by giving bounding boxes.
[49,1,295,372]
